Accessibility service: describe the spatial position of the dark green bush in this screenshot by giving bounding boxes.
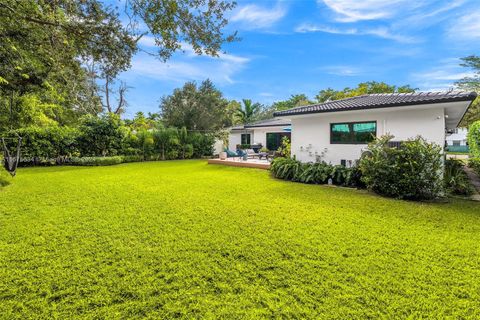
[359,135,443,200]
[444,159,474,196]
[5,126,80,163]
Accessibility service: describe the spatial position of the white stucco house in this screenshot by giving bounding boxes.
[228,118,291,151]
[446,127,469,152]
[273,91,477,165]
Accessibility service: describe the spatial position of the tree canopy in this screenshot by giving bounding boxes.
[0,0,237,132]
[159,79,231,131]
[455,55,480,127]
[315,81,416,103]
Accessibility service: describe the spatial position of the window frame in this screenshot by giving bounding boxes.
[241,133,251,145]
[330,120,377,145]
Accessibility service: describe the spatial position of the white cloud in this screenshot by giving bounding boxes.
[321,65,363,76]
[320,0,410,22]
[447,10,480,40]
[231,3,286,29]
[295,24,417,43]
[126,50,250,85]
[411,58,475,91]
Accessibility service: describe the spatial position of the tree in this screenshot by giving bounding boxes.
[77,114,125,157]
[235,99,262,124]
[153,126,179,160]
[455,55,480,127]
[273,94,313,111]
[315,81,416,103]
[160,80,230,131]
[0,0,237,127]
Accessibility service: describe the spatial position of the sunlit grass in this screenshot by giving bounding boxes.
[1,160,479,318]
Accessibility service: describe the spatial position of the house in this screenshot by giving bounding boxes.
[228,118,291,151]
[273,91,477,165]
[446,127,469,152]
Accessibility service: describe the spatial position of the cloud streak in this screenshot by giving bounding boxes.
[231,3,286,30]
[295,24,417,43]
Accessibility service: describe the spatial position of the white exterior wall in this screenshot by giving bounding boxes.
[229,126,289,150]
[291,105,446,164]
[446,127,468,146]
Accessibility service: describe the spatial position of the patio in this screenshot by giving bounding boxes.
[207,158,271,169]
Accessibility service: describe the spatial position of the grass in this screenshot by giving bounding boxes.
[1,160,480,318]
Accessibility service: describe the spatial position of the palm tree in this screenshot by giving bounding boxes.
[236,99,261,124]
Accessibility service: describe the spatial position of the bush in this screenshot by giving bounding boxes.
[5,126,80,164]
[468,121,480,158]
[469,158,480,176]
[69,156,125,166]
[359,135,443,200]
[270,157,363,188]
[270,157,303,181]
[444,159,474,196]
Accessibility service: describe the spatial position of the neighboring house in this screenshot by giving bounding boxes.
[274,91,477,165]
[228,118,291,151]
[446,127,469,152]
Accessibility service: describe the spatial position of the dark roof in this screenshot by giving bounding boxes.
[231,118,291,130]
[274,91,477,117]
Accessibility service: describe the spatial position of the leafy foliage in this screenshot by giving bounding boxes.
[160,80,231,131]
[270,157,363,187]
[315,81,416,103]
[359,135,443,200]
[235,99,262,124]
[276,136,291,157]
[455,55,480,127]
[444,159,474,196]
[468,120,480,158]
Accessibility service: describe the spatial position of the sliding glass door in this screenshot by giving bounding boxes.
[266,132,291,151]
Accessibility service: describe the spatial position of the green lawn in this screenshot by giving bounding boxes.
[1,161,480,318]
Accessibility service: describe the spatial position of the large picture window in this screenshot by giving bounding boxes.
[241,133,251,145]
[330,121,376,144]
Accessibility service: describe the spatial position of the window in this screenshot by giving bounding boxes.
[330,121,376,144]
[241,133,251,145]
[453,140,461,146]
[266,132,291,151]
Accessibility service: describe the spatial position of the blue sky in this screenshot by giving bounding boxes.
[112,0,480,118]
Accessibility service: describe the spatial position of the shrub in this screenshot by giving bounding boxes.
[270,157,303,181]
[444,159,474,196]
[69,156,125,166]
[468,121,480,158]
[359,135,443,200]
[76,114,125,157]
[271,158,364,188]
[469,158,480,176]
[5,126,80,163]
[276,136,291,157]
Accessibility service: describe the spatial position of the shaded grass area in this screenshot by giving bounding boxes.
[1,160,480,318]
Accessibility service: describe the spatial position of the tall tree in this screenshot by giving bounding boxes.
[160,80,230,131]
[315,81,416,103]
[235,99,262,124]
[0,0,237,128]
[455,55,480,127]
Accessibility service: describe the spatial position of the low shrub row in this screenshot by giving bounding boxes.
[69,156,127,166]
[444,159,474,196]
[271,136,469,201]
[270,157,363,188]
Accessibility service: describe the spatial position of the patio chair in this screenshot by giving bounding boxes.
[224,148,242,161]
